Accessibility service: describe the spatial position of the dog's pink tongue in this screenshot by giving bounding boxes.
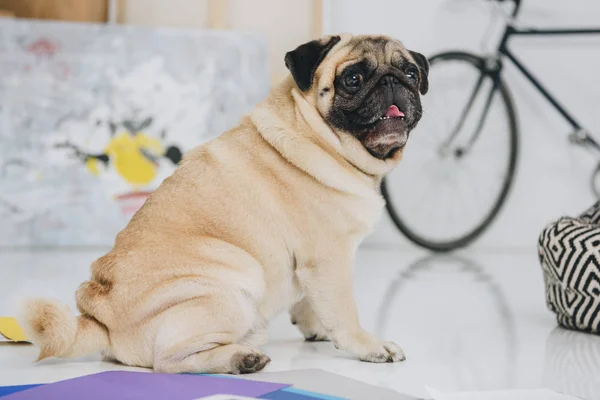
[385,105,404,118]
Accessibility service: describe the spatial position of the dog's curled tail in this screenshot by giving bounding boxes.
[20,299,109,361]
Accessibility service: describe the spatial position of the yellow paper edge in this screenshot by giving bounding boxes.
[0,317,30,342]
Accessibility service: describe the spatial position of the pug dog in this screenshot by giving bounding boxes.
[22,34,429,375]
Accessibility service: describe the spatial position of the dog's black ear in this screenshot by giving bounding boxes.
[285,36,341,92]
[409,50,429,95]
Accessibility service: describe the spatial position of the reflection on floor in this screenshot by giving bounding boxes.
[1,248,599,399]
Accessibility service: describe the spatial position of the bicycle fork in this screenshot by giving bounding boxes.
[439,57,502,158]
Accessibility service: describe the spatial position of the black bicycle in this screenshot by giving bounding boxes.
[382,0,600,252]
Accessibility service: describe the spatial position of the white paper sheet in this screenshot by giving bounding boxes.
[426,386,581,400]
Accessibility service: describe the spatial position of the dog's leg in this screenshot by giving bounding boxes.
[290,297,329,342]
[153,295,270,374]
[295,253,405,363]
[155,343,270,374]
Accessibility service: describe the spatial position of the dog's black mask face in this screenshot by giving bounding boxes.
[328,45,428,160]
[285,36,429,160]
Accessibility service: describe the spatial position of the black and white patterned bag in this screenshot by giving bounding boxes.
[538,202,600,334]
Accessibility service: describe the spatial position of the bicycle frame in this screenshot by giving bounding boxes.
[500,26,600,134]
[454,14,600,154]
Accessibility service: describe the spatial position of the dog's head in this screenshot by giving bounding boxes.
[285,35,428,161]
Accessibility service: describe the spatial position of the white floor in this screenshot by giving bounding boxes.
[1,247,599,400]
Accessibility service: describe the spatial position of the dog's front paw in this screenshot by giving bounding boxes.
[357,340,405,363]
[302,329,330,342]
[335,331,405,363]
[290,299,330,342]
[291,315,330,342]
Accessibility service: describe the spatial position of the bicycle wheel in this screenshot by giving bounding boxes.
[382,51,518,252]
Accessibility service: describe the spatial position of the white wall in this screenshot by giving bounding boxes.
[228,0,318,83]
[118,0,318,84]
[324,0,600,249]
[119,0,209,28]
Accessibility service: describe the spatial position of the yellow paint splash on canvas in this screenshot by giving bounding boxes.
[0,317,29,342]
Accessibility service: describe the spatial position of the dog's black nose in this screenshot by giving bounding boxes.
[379,75,401,86]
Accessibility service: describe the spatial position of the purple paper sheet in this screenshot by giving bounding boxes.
[4,371,289,400]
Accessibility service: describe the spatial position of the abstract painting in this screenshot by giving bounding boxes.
[0,19,269,246]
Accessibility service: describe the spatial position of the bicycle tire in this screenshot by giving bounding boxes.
[382,51,519,252]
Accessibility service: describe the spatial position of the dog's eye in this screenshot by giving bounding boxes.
[406,67,418,81]
[343,72,363,90]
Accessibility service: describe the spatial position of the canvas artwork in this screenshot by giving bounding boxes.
[0,19,269,246]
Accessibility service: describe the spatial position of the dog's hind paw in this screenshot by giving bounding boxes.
[232,350,271,374]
